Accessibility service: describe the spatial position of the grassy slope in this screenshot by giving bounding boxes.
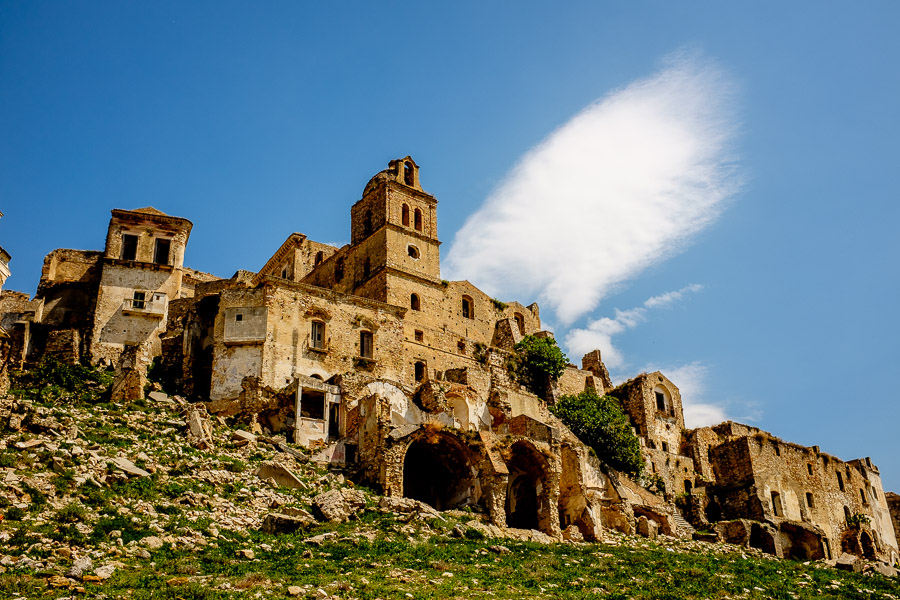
[1,361,899,599]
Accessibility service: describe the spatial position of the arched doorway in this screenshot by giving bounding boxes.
[860,531,877,559]
[505,441,550,531]
[402,434,473,511]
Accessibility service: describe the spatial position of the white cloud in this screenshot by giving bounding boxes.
[444,50,740,326]
[660,362,726,428]
[564,283,703,369]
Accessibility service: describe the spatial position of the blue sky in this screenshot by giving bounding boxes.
[2,2,899,489]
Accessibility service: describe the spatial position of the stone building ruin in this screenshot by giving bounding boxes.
[1,156,898,565]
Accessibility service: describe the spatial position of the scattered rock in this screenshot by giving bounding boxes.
[142,535,164,550]
[232,429,257,447]
[287,586,303,596]
[237,549,255,560]
[835,553,863,573]
[313,488,367,523]
[66,556,93,579]
[261,512,315,534]
[871,561,898,578]
[186,406,214,449]
[94,564,116,580]
[256,462,306,489]
[110,456,150,478]
[637,516,658,540]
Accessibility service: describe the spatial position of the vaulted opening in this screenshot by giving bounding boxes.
[402,203,410,227]
[402,435,472,511]
[414,208,423,231]
[505,441,550,532]
[410,293,420,311]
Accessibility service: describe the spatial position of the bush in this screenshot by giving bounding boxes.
[550,390,644,478]
[512,335,568,397]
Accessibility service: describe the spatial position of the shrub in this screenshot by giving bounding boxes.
[512,335,568,397]
[550,390,644,478]
[55,502,87,523]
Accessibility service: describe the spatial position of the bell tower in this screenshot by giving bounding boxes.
[348,157,441,298]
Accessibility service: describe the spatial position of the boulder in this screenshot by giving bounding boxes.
[312,488,367,523]
[66,556,93,579]
[261,512,315,534]
[636,516,658,540]
[835,553,863,573]
[256,462,305,489]
[110,457,150,478]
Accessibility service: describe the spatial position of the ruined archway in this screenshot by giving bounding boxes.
[505,441,552,533]
[402,432,474,511]
[860,531,877,559]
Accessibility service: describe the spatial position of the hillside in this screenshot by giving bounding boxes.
[1,362,899,600]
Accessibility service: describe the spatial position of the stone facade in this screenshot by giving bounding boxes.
[2,156,898,562]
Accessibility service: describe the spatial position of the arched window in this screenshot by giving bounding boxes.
[363,210,373,236]
[314,251,324,266]
[335,257,344,282]
[514,312,525,335]
[407,245,419,259]
[402,203,410,227]
[654,386,669,413]
[410,293,420,311]
[363,257,371,279]
[359,331,373,359]
[414,360,426,382]
[404,161,414,186]
[414,208,423,231]
[462,295,473,319]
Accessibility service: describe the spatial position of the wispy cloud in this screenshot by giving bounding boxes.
[651,362,725,428]
[444,50,741,325]
[564,284,703,370]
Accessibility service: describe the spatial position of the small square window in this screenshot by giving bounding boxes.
[457,341,466,354]
[414,330,423,342]
[235,314,243,322]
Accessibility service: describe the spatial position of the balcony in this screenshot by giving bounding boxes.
[122,294,167,317]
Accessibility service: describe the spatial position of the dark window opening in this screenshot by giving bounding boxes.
[235,313,243,322]
[837,471,845,491]
[328,403,339,438]
[360,331,373,359]
[132,291,146,309]
[655,391,666,412]
[773,443,781,457]
[457,341,466,354]
[661,441,669,453]
[462,296,473,319]
[414,361,426,382]
[315,251,324,266]
[806,492,814,508]
[414,330,423,342]
[402,204,410,227]
[514,312,525,335]
[684,480,693,494]
[363,210,373,236]
[410,293,420,311]
[121,234,138,261]
[335,258,344,282]
[300,389,325,420]
[807,463,813,476]
[311,321,325,349]
[860,489,868,505]
[408,245,419,259]
[404,161,414,186]
[771,491,782,517]
[414,208,423,231]
[154,238,171,265]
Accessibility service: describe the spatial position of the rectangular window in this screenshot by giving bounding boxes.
[311,321,325,349]
[360,331,373,359]
[860,489,868,505]
[299,389,325,420]
[771,491,782,517]
[154,238,171,265]
[457,340,466,354]
[121,234,138,261]
[414,330,423,342]
[837,471,845,491]
[661,441,669,453]
[807,463,813,476]
[806,492,815,509]
[655,392,666,412]
[132,291,146,309]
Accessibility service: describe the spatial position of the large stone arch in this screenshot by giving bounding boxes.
[400,429,478,511]
[504,440,557,535]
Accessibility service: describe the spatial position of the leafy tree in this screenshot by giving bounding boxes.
[513,334,568,397]
[550,390,644,478]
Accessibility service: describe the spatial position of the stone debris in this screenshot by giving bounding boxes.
[232,429,257,447]
[835,553,863,573]
[256,462,306,489]
[313,488,366,523]
[66,556,93,579]
[109,456,151,478]
[186,405,214,449]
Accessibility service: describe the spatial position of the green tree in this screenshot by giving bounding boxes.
[513,334,568,397]
[550,390,644,478]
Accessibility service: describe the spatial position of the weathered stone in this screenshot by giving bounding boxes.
[142,535,164,550]
[313,488,366,523]
[110,456,150,478]
[232,429,257,446]
[93,564,116,580]
[261,512,315,534]
[66,556,93,579]
[256,462,305,489]
[636,516,658,539]
[871,561,898,578]
[834,553,863,573]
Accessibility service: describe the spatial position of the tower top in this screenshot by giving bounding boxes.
[363,156,422,195]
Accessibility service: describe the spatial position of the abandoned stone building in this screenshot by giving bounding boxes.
[1,156,898,565]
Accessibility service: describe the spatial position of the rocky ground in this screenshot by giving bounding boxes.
[1,362,899,599]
